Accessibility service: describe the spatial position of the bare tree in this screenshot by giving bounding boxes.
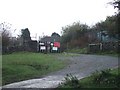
[0,22,12,53]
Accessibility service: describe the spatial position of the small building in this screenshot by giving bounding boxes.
[38,33,61,53]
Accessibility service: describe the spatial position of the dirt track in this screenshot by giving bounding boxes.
[48,54,118,77]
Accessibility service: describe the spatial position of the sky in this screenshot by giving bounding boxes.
[0,0,117,40]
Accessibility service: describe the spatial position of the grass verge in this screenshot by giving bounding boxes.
[58,67,120,88]
[2,52,65,85]
[65,48,88,54]
[66,48,119,57]
[93,51,120,57]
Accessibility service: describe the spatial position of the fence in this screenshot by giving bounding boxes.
[88,41,120,53]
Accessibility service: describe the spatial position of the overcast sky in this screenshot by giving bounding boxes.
[0,0,117,40]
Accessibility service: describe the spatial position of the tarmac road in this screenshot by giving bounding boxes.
[2,54,119,88]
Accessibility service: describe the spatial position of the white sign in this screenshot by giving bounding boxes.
[52,47,58,51]
[51,43,53,46]
[40,46,46,50]
[40,43,44,45]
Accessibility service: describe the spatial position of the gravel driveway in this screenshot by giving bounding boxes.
[2,54,119,88]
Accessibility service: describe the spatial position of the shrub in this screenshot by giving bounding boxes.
[59,74,82,88]
[92,69,119,87]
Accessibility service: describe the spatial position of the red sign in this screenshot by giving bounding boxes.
[54,42,60,47]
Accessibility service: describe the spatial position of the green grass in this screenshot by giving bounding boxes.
[80,68,119,88]
[2,52,65,85]
[66,48,119,57]
[92,51,119,57]
[58,53,80,57]
[58,68,120,88]
[66,48,88,54]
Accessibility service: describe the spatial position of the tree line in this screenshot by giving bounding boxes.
[60,15,119,50]
[0,24,32,54]
[1,0,119,53]
[60,0,120,51]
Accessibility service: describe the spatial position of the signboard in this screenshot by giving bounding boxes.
[40,42,44,45]
[52,47,58,51]
[54,42,60,47]
[40,46,46,50]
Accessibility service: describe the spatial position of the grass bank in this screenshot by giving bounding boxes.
[2,52,65,85]
[58,67,119,88]
[93,51,119,57]
[65,48,88,54]
[65,48,119,57]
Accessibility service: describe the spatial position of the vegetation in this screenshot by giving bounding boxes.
[92,50,119,57]
[60,0,120,52]
[58,74,81,88]
[0,22,13,54]
[58,68,120,88]
[64,48,119,57]
[2,52,65,85]
[61,22,90,50]
[1,0,119,87]
[65,48,88,54]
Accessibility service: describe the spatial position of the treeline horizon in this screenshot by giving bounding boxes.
[1,0,119,53]
[60,14,119,50]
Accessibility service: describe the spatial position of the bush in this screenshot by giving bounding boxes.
[92,69,111,84]
[92,69,119,87]
[59,74,82,88]
[58,68,120,88]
